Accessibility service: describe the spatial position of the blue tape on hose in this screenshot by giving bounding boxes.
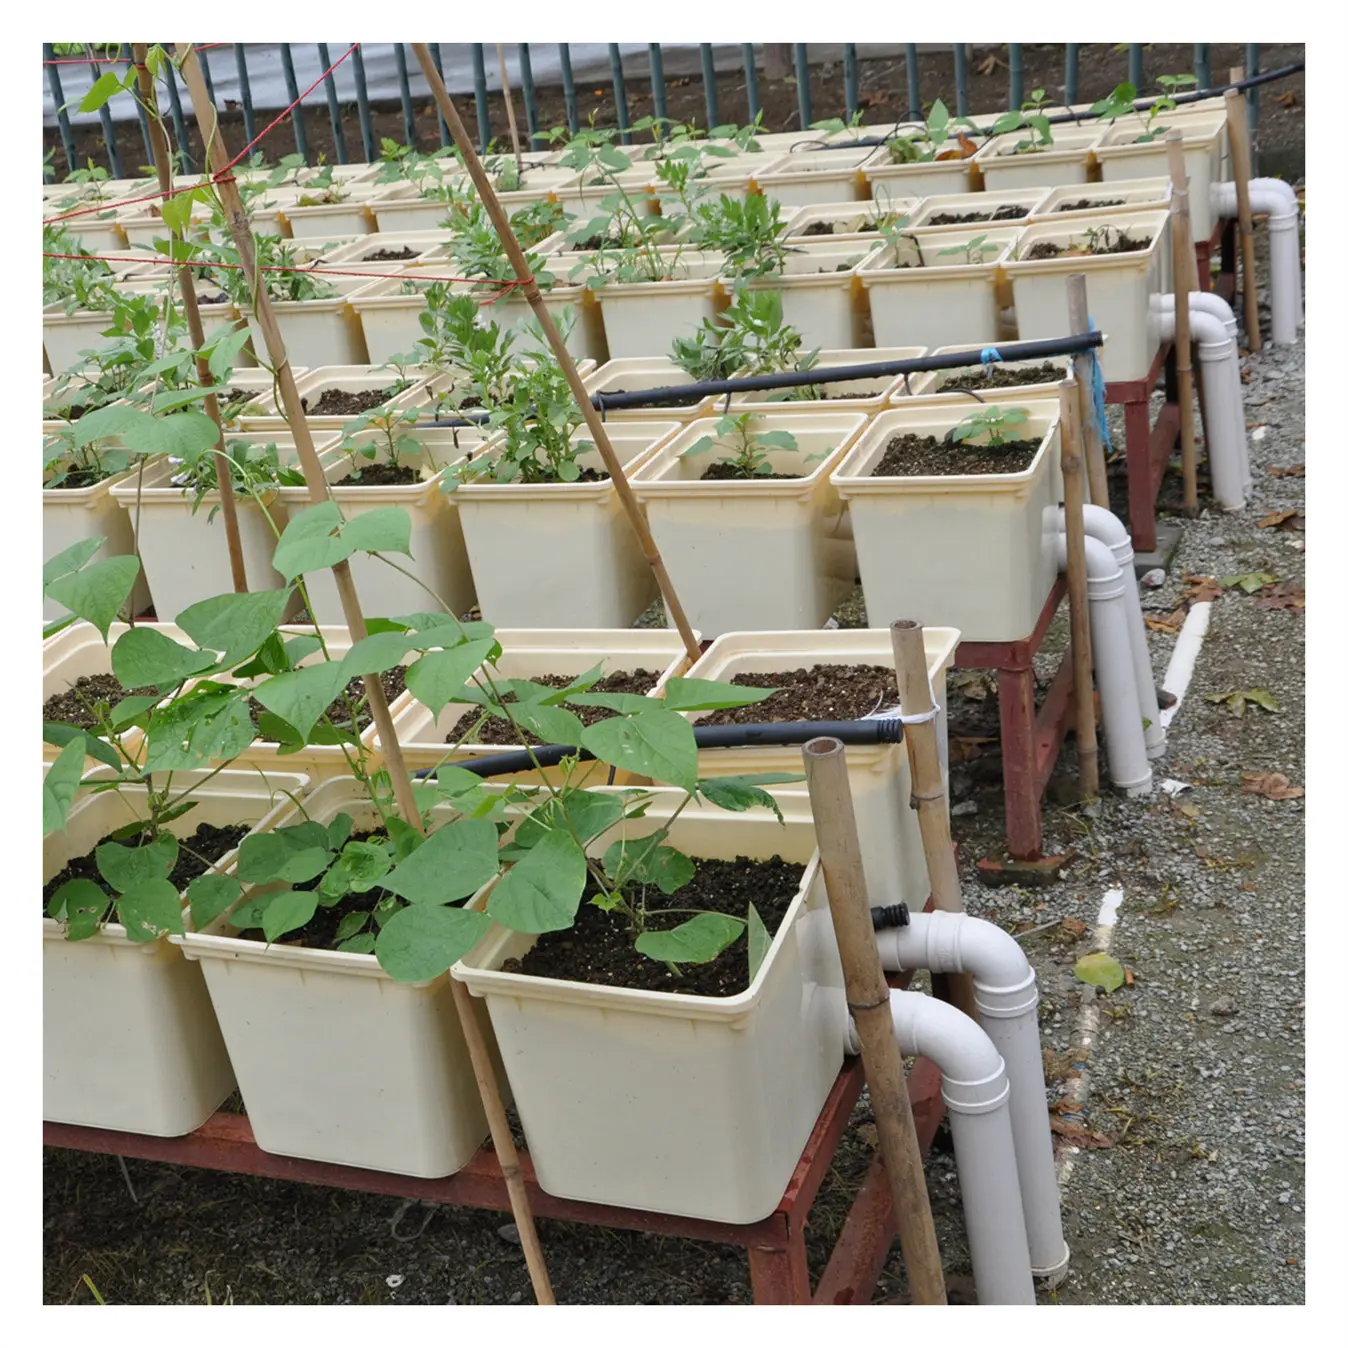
[1086,317,1113,455]
[979,346,1003,366]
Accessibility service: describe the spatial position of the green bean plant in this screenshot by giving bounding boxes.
[682,411,806,478]
[43,223,118,312]
[990,88,1055,154]
[947,405,1032,452]
[688,193,789,279]
[1090,74,1198,143]
[883,99,978,163]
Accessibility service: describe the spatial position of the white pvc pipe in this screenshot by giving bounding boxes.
[1211,177,1304,343]
[876,911,1070,1282]
[846,989,1036,1305]
[1055,532,1153,794]
[1159,599,1212,727]
[1152,300,1249,509]
[1059,504,1165,759]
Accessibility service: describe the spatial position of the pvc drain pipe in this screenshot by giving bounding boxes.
[1151,297,1249,510]
[1152,292,1252,496]
[874,910,1070,1283]
[1058,505,1165,759]
[845,989,1036,1305]
[1211,177,1304,343]
[1054,531,1153,794]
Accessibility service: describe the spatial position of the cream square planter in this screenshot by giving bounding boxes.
[831,397,1063,642]
[580,250,728,361]
[45,769,306,1135]
[174,776,498,1178]
[585,358,720,421]
[753,145,877,208]
[388,628,694,784]
[1031,178,1173,221]
[907,185,1051,233]
[630,411,868,637]
[1094,114,1225,240]
[972,125,1104,192]
[455,421,680,629]
[727,347,927,412]
[862,143,980,199]
[453,795,847,1223]
[237,364,428,435]
[279,184,384,240]
[1004,209,1171,383]
[683,628,959,910]
[744,241,872,350]
[56,213,127,256]
[782,198,924,242]
[246,293,369,368]
[855,227,1020,351]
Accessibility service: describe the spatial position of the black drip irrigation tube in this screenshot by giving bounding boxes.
[423,332,1106,428]
[413,717,904,781]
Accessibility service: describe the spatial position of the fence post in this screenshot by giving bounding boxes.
[700,44,720,129]
[316,43,348,163]
[430,44,451,147]
[124,44,156,169]
[279,43,310,162]
[1245,44,1261,174]
[351,44,376,162]
[843,44,860,121]
[1065,44,1080,104]
[1129,44,1144,90]
[161,55,194,175]
[953,42,969,116]
[1009,44,1023,111]
[89,50,124,177]
[44,45,78,175]
[471,44,491,152]
[742,45,760,123]
[560,45,580,134]
[393,43,416,147]
[793,44,812,128]
[905,44,921,119]
[233,44,257,148]
[519,44,543,148]
[1194,44,1212,90]
[608,44,631,145]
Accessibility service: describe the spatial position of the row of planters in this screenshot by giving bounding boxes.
[42,523,958,1222]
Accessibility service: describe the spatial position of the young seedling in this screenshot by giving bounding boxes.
[1091,74,1198,144]
[935,233,1002,266]
[682,412,804,478]
[671,287,815,384]
[991,88,1055,154]
[946,405,1033,452]
[885,99,979,163]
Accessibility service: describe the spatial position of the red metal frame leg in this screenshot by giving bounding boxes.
[1123,396,1158,553]
[748,1217,813,1304]
[998,665,1042,859]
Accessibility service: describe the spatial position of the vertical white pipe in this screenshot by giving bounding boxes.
[1211,177,1304,343]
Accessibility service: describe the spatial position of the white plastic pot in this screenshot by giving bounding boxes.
[174,776,498,1177]
[1031,177,1173,220]
[905,345,1070,400]
[44,768,306,1135]
[683,627,959,910]
[630,411,868,637]
[237,364,429,434]
[388,627,695,783]
[247,294,369,369]
[782,198,923,242]
[907,186,1051,233]
[1004,209,1171,383]
[453,793,847,1223]
[727,347,927,413]
[862,143,980,199]
[752,145,876,207]
[455,421,680,629]
[1094,113,1225,240]
[973,125,1104,191]
[583,250,728,361]
[585,358,720,421]
[744,241,872,350]
[856,227,1020,351]
[831,397,1063,642]
[279,184,383,240]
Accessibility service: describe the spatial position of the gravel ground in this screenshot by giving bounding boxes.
[43,189,1306,1314]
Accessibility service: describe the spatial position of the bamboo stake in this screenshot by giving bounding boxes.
[133,43,248,594]
[801,737,947,1308]
[1225,71,1262,353]
[175,43,421,826]
[1058,378,1099,800]
[496,44,524,176]
[1165,130,1200,516]
[888,621,975,1022]
[1065,273,1110,510]
[410,44,701,664]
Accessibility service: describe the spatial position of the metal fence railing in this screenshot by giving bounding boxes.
[44,43,1274,179]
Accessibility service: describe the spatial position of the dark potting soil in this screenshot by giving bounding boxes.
[44,673,157,729]
[247,665,408,737]
[446,669,660,746]
[871,431,1040,477]
[196,292,231,305]
[925,203,1029,225]
[332,462,422,487]
[1025,234,1151,260]
[941,362,1065,391]
[301,385,400,417]
[44,468,104,490]
[604,387,704,408]
[512,855,806,997]
[42,821,250,912]
[700,462,803,481]
[361,245,418,261]
[1055,197,1125,212]
[697,663,898,727]
[799,220,836,236]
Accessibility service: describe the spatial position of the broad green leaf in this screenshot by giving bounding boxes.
[44,554,141,641]
[697,773,801,823]
[635,912,744,965]
[159,190,194,239]
[602,838,693,895]
[341,632,416,679]
[261,889,320,942]
[70,403,147,449]
[96,834,178,894]
[327,814,354,850]
[581,709,698,791]
[187,873,240,931]
[79,72,125,113]
[566,691,659,715]
[382,818,500,904]
[755,430,798,451]
[252,662,351,741]
[236,828,333,886]
[504,699,586,747]
[747,903,771,983]
[272,502,350,579]
[108,695,163,732]
[514,791,627,851]
[338,932,377,954]
[343,507,413,558]
[43,739,87,836]
[1074,951,1126,994]
[385,816,425,861]
[43,722,122,772]
[375,903,493,983]
[52,878,111,940]
[206,325,254,381]
[142,688,255,771]
[175,589,293,668]
[403,639,494,717]
[335,911,370,943]
[487,828,587,933]
[328,840,391,894]
[661,677,777,713]
[43,536,103,587]
[117,879,186,943]
[112,627,219,689]
[227,892,279,931]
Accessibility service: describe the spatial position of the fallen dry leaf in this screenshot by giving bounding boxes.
[1241,771,1304,800]
[1273,90,1299,108]
[977,52,1005,76]
[1145,607,1188,634]
[1268,463,1305,478]
[1257,508,1305,531]
[1060,917,1088,940]
[1184,575,1224,604]
[856,1122,879,1149]
[950,671,995,701]
[1254,581,1305,612]
[1050,1118,1115,1148]
[1124,967,1136,986]
[951,734,997,762]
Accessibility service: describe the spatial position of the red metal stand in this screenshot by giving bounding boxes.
[44,975,947,1306]
[1104,342,1182,555]
[953,576,1077,861]
[1196,217,1239,303]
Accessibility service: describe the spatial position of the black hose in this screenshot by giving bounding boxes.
[416,716,904,780]
[423,333,1106,426]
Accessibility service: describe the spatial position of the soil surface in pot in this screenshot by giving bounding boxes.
[925,203,1029,224]
[604,387,704,409]
[361,245,418,262]
[43,821,250,911]
[1025,234,1151,259]
[941,362,1066,390]
[871,431,1040,476]
[44,673,156,729]
[1055,197,1125,212]
[799,220,838,236]
[44,467,108,490]
[247,665,407,737]
[301,385,401,417]
[446,669,660,746]
[197,292,231,305]
[511,854,806,996]
[698,663,898,726]
[700,462,803,481]
[332,462,423,487]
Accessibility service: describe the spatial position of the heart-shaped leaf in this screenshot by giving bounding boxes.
[375,903,493,983]
[252,662,351,742]
[174,588,293,668]
[112,627,219,689]
[635,912,744,965]
[582,709,697,790]
[43,739,87,837]
[382,818,500,904]
[487,828,587,934]
[117,879,186,943]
